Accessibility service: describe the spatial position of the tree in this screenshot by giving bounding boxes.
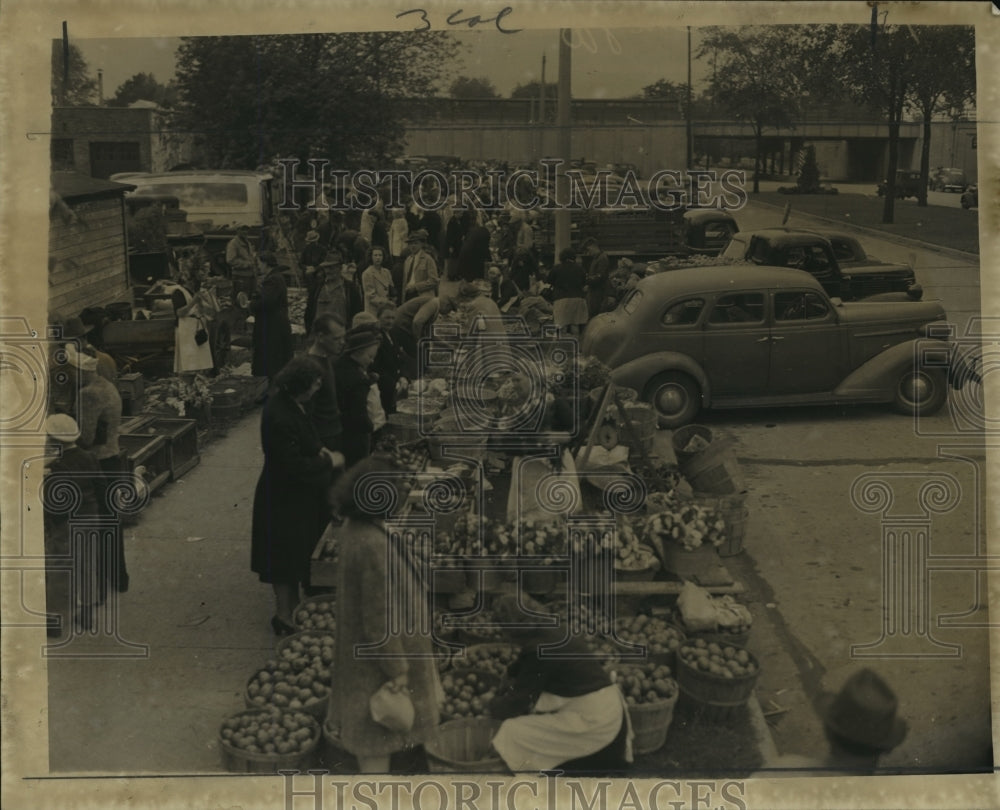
[174,33,460,170]
[905,26,976,206]
[813,23,920,223]
[797,145,821,192]
[449,76,499,99]
[510,80,558,100]
[696,27,807,193]
[51,40,97,106]
[110,72,180,108]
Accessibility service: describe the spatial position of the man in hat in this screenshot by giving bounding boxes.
[42,414,103,636]
[333,325,383,467]
[754,668,908,776]
[401,229,439,301]
[310,248,349,333]
[226,225,258,297]
[66,344,130,598]
[61,316,117,383]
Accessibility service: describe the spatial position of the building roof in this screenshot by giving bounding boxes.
[51,171,136,201]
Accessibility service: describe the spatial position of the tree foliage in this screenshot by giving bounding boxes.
[696,27,808,193]
[173,33,460,170]
[51,40,97,106]
[510,80,558,100]
[449,76,500,99]
[110,72,179,108]
[797,145,821,192]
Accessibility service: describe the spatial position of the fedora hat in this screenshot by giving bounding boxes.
[342,325,381,355]
[61,316,92,339]
[407,228,429,243]
[45,413,80,443]
[820,669,908,752]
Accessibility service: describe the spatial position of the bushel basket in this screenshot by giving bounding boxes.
[218,708,320,773]
[676,639,760,722]
[425,718,507,773]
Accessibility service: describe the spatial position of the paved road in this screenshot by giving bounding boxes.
[697,201,992,772]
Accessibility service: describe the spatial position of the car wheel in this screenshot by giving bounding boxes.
[892,367,947,416]
[645,372,701,429]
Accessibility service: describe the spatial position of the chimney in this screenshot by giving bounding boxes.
[97,68,104,105]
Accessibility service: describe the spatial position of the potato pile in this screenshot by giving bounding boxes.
[440,670,498,721]
[219,709,318,757]
[611,662,678,706]
[679,638,758,680]
[436,514,567,561]
[614,522,656,570]
[293,597,335,632]
[246,632,334,711]
[457,644,520,679]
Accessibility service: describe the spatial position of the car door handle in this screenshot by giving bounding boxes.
[756,336,770,343]
[771,336,785,341]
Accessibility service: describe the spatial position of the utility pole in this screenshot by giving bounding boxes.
[555,30,572,259]
[540,53,547,124]
[686,26,693,171]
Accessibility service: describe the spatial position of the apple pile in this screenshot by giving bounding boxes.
[611,662,678,706]
[245,631,334,711]
[293,597,336,633]
[219,709,319,757]
[679,638,758,680]
[614,614,686,657]
[440,670,498,721]
[456,644,520,679]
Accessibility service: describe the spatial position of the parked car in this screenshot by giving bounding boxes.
[877,170,922,199]
[581,265,974,428]
[720,228,922,301]
[930,167,967,193]
[961,185,979,209]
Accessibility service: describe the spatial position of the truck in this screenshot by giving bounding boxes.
[719,228,923,301]
[535,206,740,264]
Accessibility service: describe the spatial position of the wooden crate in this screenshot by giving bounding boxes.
[144,417,201,480]
[120,392,146,417]
[116,372,145,399]
[119,433,171,494]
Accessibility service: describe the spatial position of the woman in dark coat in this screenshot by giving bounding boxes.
[250,260,294,381]
[251,356,344,635]
[457,215,492,282]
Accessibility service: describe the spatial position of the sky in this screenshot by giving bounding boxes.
[74,29,712,101]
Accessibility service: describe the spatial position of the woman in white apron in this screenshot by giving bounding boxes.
[488,594,633,774]
[171,282,217,373]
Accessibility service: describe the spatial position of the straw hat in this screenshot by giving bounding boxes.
[45,414,80,443]
[819,669,908,752]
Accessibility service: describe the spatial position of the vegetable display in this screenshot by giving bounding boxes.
[219,709,318,756]
[246,632,334,711]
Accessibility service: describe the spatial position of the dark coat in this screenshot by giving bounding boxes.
[371,329,405,416]
[250,271,294,379]
[457,226,491,282]
[334,355,376,467]
[250,390,332,585]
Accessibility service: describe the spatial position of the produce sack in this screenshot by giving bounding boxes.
[677,581,717,632]
[369,681,414,733]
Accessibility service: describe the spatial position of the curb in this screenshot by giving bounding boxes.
[747,692,780,765]
[748,199,980,265]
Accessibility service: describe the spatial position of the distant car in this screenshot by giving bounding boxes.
[580,265,973,428]
[877,170,923,199]
[961,185,979,209]
[930,168,967,193]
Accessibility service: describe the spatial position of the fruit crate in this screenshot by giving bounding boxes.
[118,433,171,494]
[142,417,200,480]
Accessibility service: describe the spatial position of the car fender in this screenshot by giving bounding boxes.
[608,352,712,403]
[834,340,932,399]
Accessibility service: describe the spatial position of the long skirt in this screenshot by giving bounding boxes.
[491,685,632,772]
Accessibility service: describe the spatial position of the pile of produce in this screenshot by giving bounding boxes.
[614,614,686,657]
[293,597,335,632]
[219,709,318,756]
[435,515,567,561]
[678,638,757,679]
[642,492,727,551]
[245,632,334,711]
[614,521,657,571]
[439,670,499,721]
[314,532,338,565]
[456,644,520,679]
[611,662,678,706]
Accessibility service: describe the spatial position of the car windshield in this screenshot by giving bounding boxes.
[131,182,250,210]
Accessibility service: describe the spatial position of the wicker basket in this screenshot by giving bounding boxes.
[292,593,337,633]
[425,718,507,773]
[218,708,320,773]
[689,491,750,557]
[614,665,680,755]
[676,640,760,722]
[614,547,661,582]
[244,665,330,720]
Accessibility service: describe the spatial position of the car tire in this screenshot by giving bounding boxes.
[892,367,947,417]
[645,372,701,429]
